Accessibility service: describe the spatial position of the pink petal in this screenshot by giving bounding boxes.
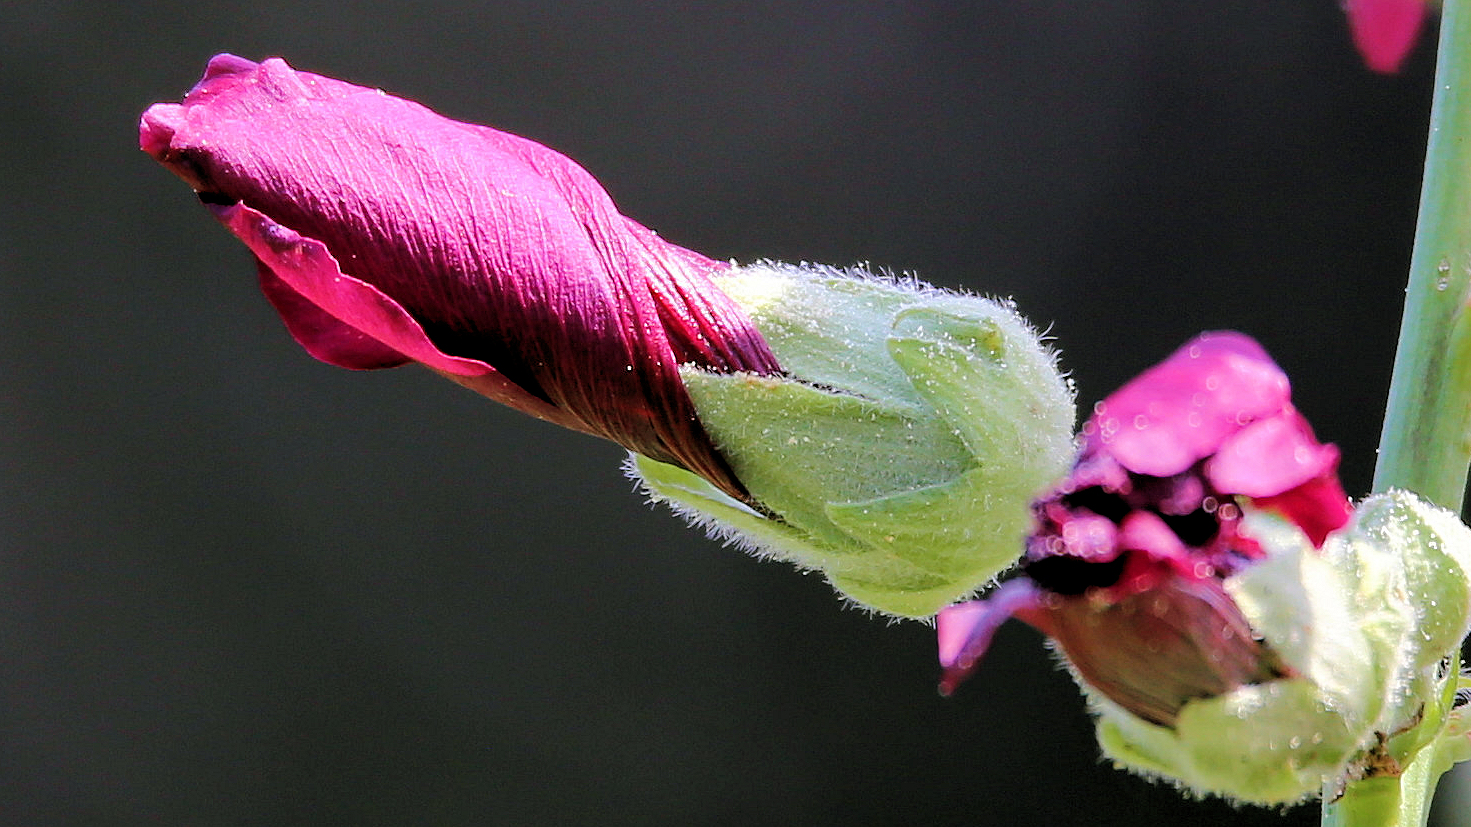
[1345,0,1430,74]
[217,201,578,429]
[1048,508,1121,563]
[1083,331,1290,478]
[936,580,1044,696]
[1206,411,1336,497]
[141,55,780,499]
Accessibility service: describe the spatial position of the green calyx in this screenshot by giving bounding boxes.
[628,263,1076,617]
[1093,491,1471,806]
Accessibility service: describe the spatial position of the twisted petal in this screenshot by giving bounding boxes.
[141,54,779,497]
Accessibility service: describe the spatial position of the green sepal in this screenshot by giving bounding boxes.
[887,307,1076,480]
[629,263,1076,617]
[1097,679,1360,805]
[1091,490,1471,805]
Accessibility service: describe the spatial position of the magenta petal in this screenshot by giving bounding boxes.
[1051,509,1120,563]
[1252,475,1354,548]
[215,202,574,426]
[1113,511,1200,594]
[936,580,1043,696]
[1345,0,1430,74]
[1086,331,1290,478]
[142,55,781,500]
[214,202,492,377]
[255,261,411,370]
[1117,510,1188,559]
[1206,411,1336,497]
[138,104,183,159]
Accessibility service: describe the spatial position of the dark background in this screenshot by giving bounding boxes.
[2,1,1464,825]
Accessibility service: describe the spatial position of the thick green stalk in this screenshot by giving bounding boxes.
[1333,2,1471,826]
[1373,0,1471,512]
[1321,754,1438,827]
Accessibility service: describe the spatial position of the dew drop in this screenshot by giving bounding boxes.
[1437,259,1452,291]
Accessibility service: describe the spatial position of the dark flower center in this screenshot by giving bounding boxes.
[1027,464,1245,594]
[1060,486,1129,523]
[1024,553,1130,595]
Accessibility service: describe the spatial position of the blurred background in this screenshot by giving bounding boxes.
[1,1,1459,824]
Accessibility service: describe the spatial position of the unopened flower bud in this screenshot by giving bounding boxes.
[143,56,1077,617]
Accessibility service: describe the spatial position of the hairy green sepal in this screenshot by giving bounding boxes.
[628,263,1076,617]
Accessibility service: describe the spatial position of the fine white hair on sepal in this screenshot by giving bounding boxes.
[621,452,795,565]
[620,260,1077,619]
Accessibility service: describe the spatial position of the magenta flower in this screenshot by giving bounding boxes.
[937,332,1353,726]
[140,54,780,499]
[1344,0,1432,74]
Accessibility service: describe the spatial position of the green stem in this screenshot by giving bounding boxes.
[1338,2,1471,826]
[1321,751,1439,827]
[1372,0,1471,512]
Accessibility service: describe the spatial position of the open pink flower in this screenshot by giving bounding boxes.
[140,54,779,499]
[938,332,1352,726]
[1344,0,1432,74]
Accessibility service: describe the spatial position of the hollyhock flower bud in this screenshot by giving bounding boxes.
[937,332,1471,804]
[1343,0,1432,74]
[141,56,1077,617]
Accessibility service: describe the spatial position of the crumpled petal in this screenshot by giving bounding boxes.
[936,579,1046,696]
[941,332,1350,726]
[1208,412,1352,546]
[1082,331,1289,479]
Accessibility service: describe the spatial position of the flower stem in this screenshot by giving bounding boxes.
[1373,0,1471,514]
[1320,753,1439,827]
[1339,2,1471,826]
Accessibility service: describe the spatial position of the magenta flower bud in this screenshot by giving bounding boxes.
[141,56,1079,616]
[139,54,779,500]
[938,332,1352,721]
